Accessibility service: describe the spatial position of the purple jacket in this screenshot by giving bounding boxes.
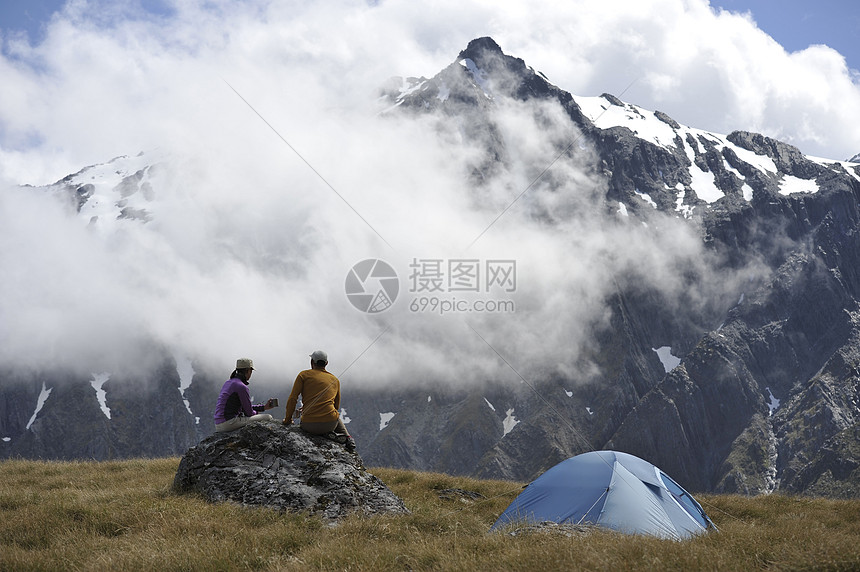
[213,377,265,424]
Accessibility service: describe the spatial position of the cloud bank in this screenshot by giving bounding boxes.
[0,0,853,387]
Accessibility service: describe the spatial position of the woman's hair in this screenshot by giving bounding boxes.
[230,368,252,382]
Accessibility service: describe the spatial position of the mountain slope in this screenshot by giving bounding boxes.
[367,37,860,495]
[3,37,860,497]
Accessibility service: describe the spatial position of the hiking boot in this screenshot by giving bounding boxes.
[345,436,356,452]
[323,431,347,444]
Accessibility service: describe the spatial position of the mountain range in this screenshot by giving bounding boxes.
[3,37,859,497]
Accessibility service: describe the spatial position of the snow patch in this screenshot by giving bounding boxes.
[174,354,195,416]
[64,152,163,236]
[340,408,351,424]
[1,437,10,442]
[721,154,745,180]
[90,373,111,419]
[634,189,657,208]
[26,381,52,430]
[674,184,695,218]
[503,408,519,436]
[730,144,778,174]
[617,202,629,217]
[564,389,573,397]
[807,156,860,182]
[653,346,681,373]
[765,387,781,416]
[484,397,496,411]
[678,134,724,204]
[460,58,491,98]
[437,80,450,102]
[379,412,395,430]
[397,78,426,101]
[427,395,432,402]
[688,163,724,204]
[586,407,593,415]
[779,175,819,196]
[573,96,677,149]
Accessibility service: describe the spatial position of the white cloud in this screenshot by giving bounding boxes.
[0,0,853,386]
[2,0,859,177]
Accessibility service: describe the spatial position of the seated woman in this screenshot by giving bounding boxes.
[213,358,276,432]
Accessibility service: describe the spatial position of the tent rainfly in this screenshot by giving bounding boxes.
[491,450,717,540]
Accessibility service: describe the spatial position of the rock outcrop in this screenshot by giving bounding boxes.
[172,421,409,519]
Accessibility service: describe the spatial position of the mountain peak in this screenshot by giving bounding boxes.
[457,37,504,65]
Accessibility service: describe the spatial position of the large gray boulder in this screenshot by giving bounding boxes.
[172,421,409,519]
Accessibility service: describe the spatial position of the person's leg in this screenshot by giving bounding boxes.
[215,416,245,432]
[334,418,356,451]
[300,420,338,435]
[215,414,272,432]
[333,418,349,436]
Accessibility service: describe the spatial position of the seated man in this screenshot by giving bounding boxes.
[213,358,276,432]
[283,350,355,451]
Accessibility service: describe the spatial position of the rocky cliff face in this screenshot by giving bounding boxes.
[0,357,213,460]
[364,37,860,496]
[3,37,860,498]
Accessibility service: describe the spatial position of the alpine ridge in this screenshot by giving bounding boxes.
[3,37,859,498]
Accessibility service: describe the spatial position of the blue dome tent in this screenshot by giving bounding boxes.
[491,451,717,540]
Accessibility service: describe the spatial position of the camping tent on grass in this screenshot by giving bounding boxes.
[491,450,716,540]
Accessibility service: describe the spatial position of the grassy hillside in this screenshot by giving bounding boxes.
[1,458,859,571]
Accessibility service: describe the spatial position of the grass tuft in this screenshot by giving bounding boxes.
[0,460,858,570]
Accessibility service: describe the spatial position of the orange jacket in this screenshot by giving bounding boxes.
[284,368,340,423]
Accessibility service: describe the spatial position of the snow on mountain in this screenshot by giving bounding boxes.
[44,151,166,233]
[340,408,351,424]
[90,373,111,419]
[809,155,860,183]
[779,175,819,196]
[574,93,831,212]
[460,58,492,98]
[653,346,682,373]
[574,95,680,150]
[502,408,519,436]
[765,387,781,416]
[174,354,196,421]
[25,381,52,430]
[385,40,859,232]
[379,412,395,430]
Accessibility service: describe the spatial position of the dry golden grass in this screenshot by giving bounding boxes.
[0,458,858,571]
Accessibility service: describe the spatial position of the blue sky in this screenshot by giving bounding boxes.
[0,1,172,39]
[2,1,859,71]
[715,0,860,73]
